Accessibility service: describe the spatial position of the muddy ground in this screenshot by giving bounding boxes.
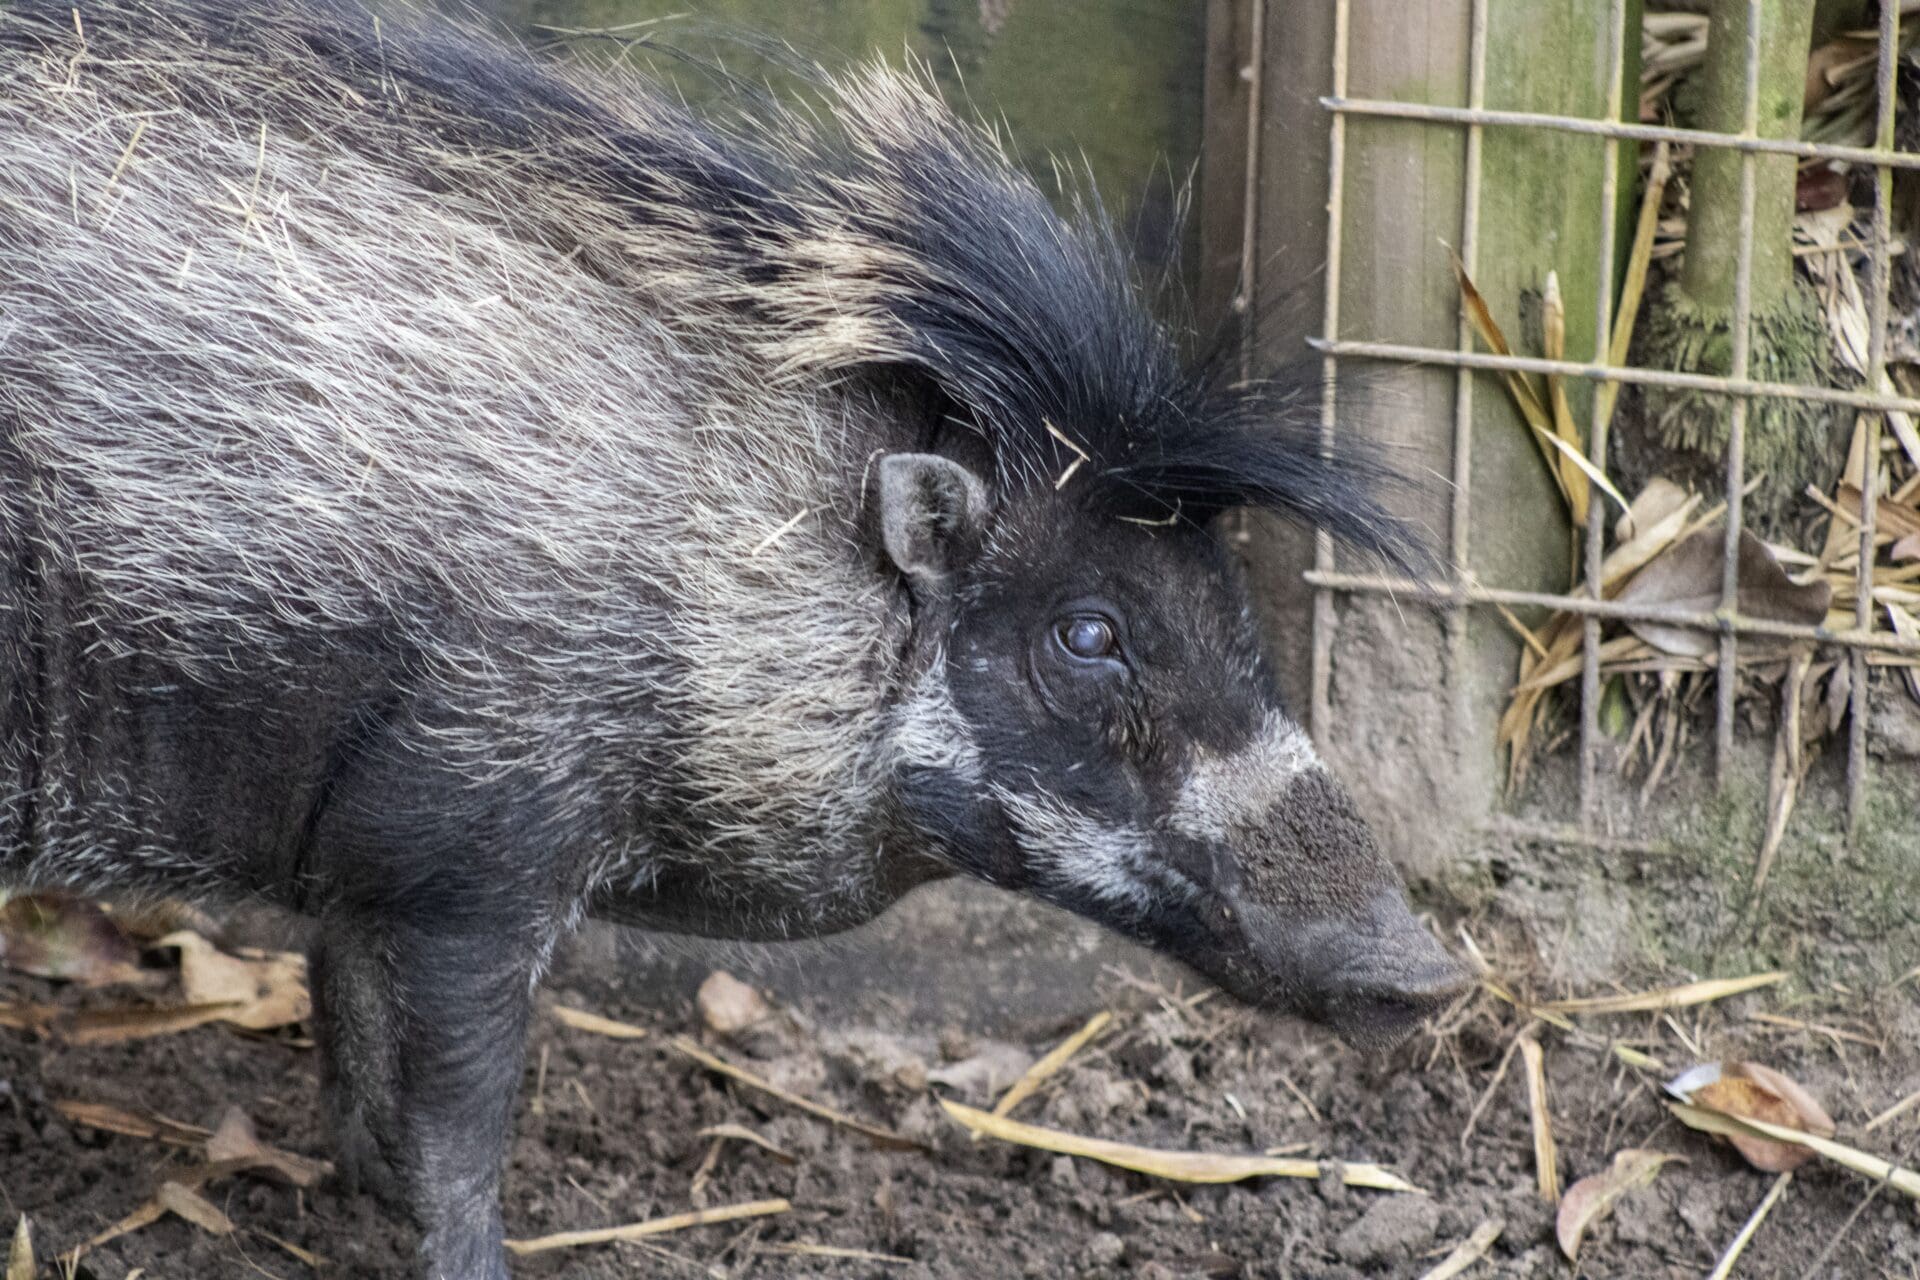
[2,884,1917,1279]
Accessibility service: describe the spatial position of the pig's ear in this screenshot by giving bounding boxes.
[876,453,989,586]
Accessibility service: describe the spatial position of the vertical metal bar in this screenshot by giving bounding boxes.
[1848,0,1899,834]
[1310,0,1352,743]
[1235,0,1265,379]
[1713,1,1763,784]
[1578,0,1628,831]
[1447,0,1489,779]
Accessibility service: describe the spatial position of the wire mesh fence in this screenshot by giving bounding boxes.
[1296,0,1920,846]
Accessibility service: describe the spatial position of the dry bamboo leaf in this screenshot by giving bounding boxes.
[205,1106,331,1187]
[504,1198,791,1256]
[160,931,308,1030]
[551,1005,649,1040]
[1535,971,1785,1016]
[1668,1062,1837,1172]
[668,1036,922,1150]
[1597,143,1672,437]
[0,895,146,988]
[1602,483,1702,589]
[53,1101,210,1147]
[1541,270,1589,524]
[0,1004,60,1034]
[1519,1033,1559,1203]
[6,1217,30,1280]
[155,1182,236,1237]
[1416,1218,1502,1280]
[694,1123,796,1165]
[939,1098,1422,1192]
[1887,604,1920,701]
[71,1199,165,1261]
[1452,256,1572,512]
[992,1010,1111,1118]
[1837,484,1920,541]
[1670,1105,1920,1199]
[1615,530,1831,657]
[1556,1148,1684,1259]
[60,1001,241,1045]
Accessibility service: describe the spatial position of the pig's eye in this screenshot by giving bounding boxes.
[1055,615,1119,662]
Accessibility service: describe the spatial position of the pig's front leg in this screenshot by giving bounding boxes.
[314,913,539,1280]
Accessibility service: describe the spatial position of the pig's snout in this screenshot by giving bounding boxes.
[1239,888,1471,1051]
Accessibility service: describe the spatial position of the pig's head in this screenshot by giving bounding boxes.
[872,436,1469,1050]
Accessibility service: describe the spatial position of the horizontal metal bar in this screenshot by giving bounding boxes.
[1324,95,1920,171]
[1312,337,1920,415]
[1304,569,1920,657]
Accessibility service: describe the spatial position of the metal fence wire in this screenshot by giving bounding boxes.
[1298,0,1920,845]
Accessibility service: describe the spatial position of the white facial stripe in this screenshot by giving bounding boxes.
[1169,713,1320,842]
[993,784,1160,910]
[892,656,983,781]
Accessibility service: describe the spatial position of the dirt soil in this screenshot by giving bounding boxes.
[3,902,1918,1280]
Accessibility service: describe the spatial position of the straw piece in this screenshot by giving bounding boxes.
[992,1011,1111,1118]
[1705,1172,1791,1280]
[939,1099,1421,1193]
[669,1036,922,1150]
[1416,1218,1503,1280]
[505,1198,791,1256]
[551,1005,649,1040]
[1534,972,1785,1015]
[1670,1104,1920,1199]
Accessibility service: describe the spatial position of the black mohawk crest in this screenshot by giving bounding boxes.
[748,67,1432,573]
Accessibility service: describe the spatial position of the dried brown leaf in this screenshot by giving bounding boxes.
[1668,1062,1836,1172]
[59,1001,240,1045]
[1556,1148,1684,1259]
[53,1100,210,1147]
[160,931,308,1030]
[1616,529,1831,657]
[154,1182,236,1236]
[205,1106,331,1187]
[0,896,146,988]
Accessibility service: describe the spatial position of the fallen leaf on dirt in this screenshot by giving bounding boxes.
[504,1198,791,1256]
[154,1182,235,1236]
[696,970,770,1035]
[1615,530,1830,657]
[0,1003,60,1034]
[938,1098,1422,1192]
[668,1036,922,1150]
[1670,1104,1920,1200]
[1535,971,1786,1016]
[6,1217,31,1280]
[992,1010,1110,1117]
[54,1100,211,1147]
[1417,1218,1502,1280]
[60,1001,240,1045]
[1556,1148,1684,1259]
[927,1043,1035,1101]
[1667,1062,1836,1171]
[551,1005,649,1040]
[160,931,308,1030]
[0,896,147,988]
[206,1106,331,1187]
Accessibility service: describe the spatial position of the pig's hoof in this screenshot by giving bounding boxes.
[328,1110,406,1212]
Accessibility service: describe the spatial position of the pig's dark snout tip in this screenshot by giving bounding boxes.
[1322,953,1473,1051]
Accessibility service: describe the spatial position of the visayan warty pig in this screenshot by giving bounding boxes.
[0,2,1468,1275]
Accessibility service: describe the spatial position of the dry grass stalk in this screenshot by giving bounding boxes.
[1533,970,1786,1016]
[1865,1087,1920,1134]
[1705,1171,1792,1280]
[938,1099,1422,1193]
[1519,1032,1560,1203]
[1415,1218,1503,1280]
[1670,1104,1920,1199]
[505,1198,792,1256]
[764,1243,913,1265]
[991,1010,1111,1118]
[669,1036,923,1150]
[551,1004,650,1039]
